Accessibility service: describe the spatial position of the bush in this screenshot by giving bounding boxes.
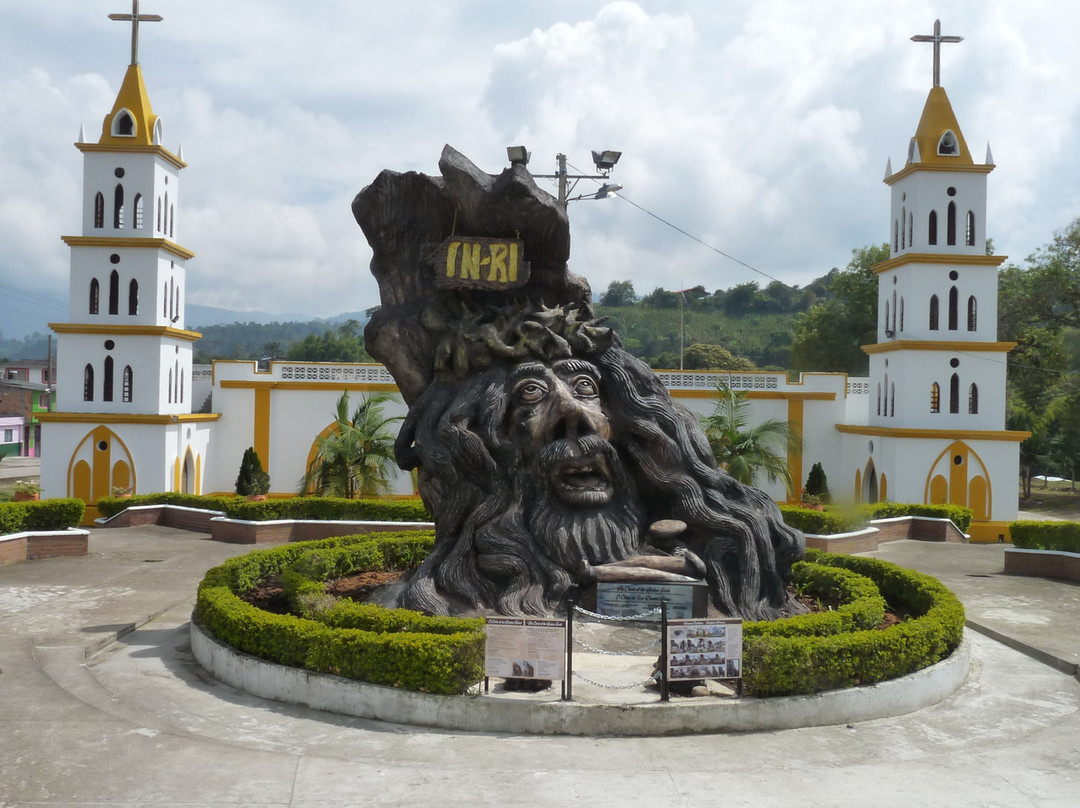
[869,502,973,532]
[741,550,965,696]
[235,447,271,496]
[95,492,432,522]
[779,505,866,535]
[195,531,486,695]
[804,462,830,503]
[1010,520,1080,553]
[0,498,86,534]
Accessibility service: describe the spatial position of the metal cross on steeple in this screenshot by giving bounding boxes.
[911,19,963,87]
[108,0,163,66]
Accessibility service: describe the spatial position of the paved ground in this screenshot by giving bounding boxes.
[0,456,40,485]
[1,525,1079,807]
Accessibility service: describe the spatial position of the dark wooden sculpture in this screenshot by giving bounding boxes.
[353,145,804,621]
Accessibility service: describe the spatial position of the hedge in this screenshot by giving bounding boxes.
[195,531,485,695]
[741,549,966,696]
[0,498,86,534]
[779,502,973,535]
[97,492,431,523]
[1010,520,1080,553]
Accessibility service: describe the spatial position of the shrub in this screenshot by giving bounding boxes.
[0,498,85,534]
[95,492,432,522]
[804,462,830,504]
[1010,521,1080,553]
[779,505,866,535]
[741,550,965,696]
[195,531,485,695]
[869,502,972,532]
[235,447,271,496]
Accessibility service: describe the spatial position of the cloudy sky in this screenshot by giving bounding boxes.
[3,0,1080,337]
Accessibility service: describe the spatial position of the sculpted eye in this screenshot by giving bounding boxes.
[514,380,548,404]
[571,376,598,397]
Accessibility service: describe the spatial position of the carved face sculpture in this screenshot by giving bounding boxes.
[505,358,643,573]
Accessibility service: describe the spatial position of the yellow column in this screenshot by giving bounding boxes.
[254,387,271,472]
[786,398,804,503]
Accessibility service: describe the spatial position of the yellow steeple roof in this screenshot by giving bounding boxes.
[908,85,973,167]
[98,63,159,146]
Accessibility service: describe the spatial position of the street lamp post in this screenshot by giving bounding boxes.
[507,147,623,207]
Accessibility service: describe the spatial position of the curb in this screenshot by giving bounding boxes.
[191,619,972,736]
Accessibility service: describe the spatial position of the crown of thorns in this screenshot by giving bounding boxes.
[419,300,618,378]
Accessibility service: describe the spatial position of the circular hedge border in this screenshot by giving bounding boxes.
[195,537,965,698]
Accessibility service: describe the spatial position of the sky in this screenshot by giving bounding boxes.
[3,0,1080,338]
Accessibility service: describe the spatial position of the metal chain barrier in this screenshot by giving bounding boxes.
[571,670,661,690]
[572,636,660,656]
[571,603,660,622]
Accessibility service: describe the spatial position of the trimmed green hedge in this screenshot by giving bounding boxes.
[779,502,973,535]
[0,499,86,534]
[97,492,431,523]
[1010,520,1080,553]
[869,502,973,532]
[195,531,485,695]
[779,506,867,535]
[741,550,965,696]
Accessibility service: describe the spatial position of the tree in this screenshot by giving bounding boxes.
[599,280,637,307]
[804,461,830,504]
[682,343,755,371]
[699,383,799,494]
[790,244,887,375]
[235,446,270,497]
[300,391,402,498]
[641,286,680,308]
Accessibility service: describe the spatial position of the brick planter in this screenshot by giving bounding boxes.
[1004,548,1080,583]
[0,528,90,566]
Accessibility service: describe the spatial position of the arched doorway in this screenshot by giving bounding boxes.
[862,459,879,504]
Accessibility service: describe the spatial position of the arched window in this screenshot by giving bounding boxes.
[938,131,959,155]
[163,283,168,317]
[884,301,890,333]
[89,278,100,315]
[122,365,133,403]
[893,220,899,252]
[113,184,124,229]
[967,296,977,331]
[94,193,105,228]
[966,211,976,246]
[947,201,957,245]
[128,279,139,315]
[180,369,185,403]
[174,360,180,403]
[168,367,173,403]
[134,194,144,230]
[899,297,905,332]
[929,295,940,330]
[909,212,913,246]
[109,270,119,315]
[164,192,169,236]
[157,196,162,232]
[948,286,959,330]
[876,384,881,416]
[103,356,114,402]
[930,382,941,413]
[891,290,897,332]
[169,204,175,238]
[968,383,979,414]
[114,110,135,136]
[901,207,907,248]
[928,210,937,245]
[83,364,94,401]
[890,383,895,417]
[949,373,960,414]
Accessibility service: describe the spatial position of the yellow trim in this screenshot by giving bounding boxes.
[61,235,194,260]
[835,423,1030,442]
[671,389,835,401]
[254,387,271,472]
[885,163,994,184]
[219,380,400,393]
[76,142,186,169]
[48,323,202,341]
[967,521,1012,543]
[38,412,221,424]
[871,253,1006,274]
[862,340,1016,354]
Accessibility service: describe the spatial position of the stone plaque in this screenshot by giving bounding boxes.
[424,237,530,290]
[596,581,709,620]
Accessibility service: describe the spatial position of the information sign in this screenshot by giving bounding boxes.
[484,617,566,680]
[665,617,743,681]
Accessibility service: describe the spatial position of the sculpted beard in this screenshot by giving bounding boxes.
[525,434,645,573]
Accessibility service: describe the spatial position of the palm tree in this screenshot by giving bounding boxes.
[699,381,800,495]
[300,391,402,498]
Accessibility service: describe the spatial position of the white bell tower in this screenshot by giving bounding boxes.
[838,20,1029,542]
[40,2,218,517]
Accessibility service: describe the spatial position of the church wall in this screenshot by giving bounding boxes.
[889,172,988,257]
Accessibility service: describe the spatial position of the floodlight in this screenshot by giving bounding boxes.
[591,150,622,173]
[506,146,531,166]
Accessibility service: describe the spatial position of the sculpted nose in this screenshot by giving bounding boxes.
[545,388,607,442]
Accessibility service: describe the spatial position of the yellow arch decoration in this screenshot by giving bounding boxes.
[66,426,137,502]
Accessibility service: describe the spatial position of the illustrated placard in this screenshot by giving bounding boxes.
[484,617,566,680]
[665,617,743,681]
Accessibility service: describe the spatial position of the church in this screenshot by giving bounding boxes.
[39,11,1027,542]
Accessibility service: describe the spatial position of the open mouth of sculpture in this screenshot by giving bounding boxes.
[549,454,614,506]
